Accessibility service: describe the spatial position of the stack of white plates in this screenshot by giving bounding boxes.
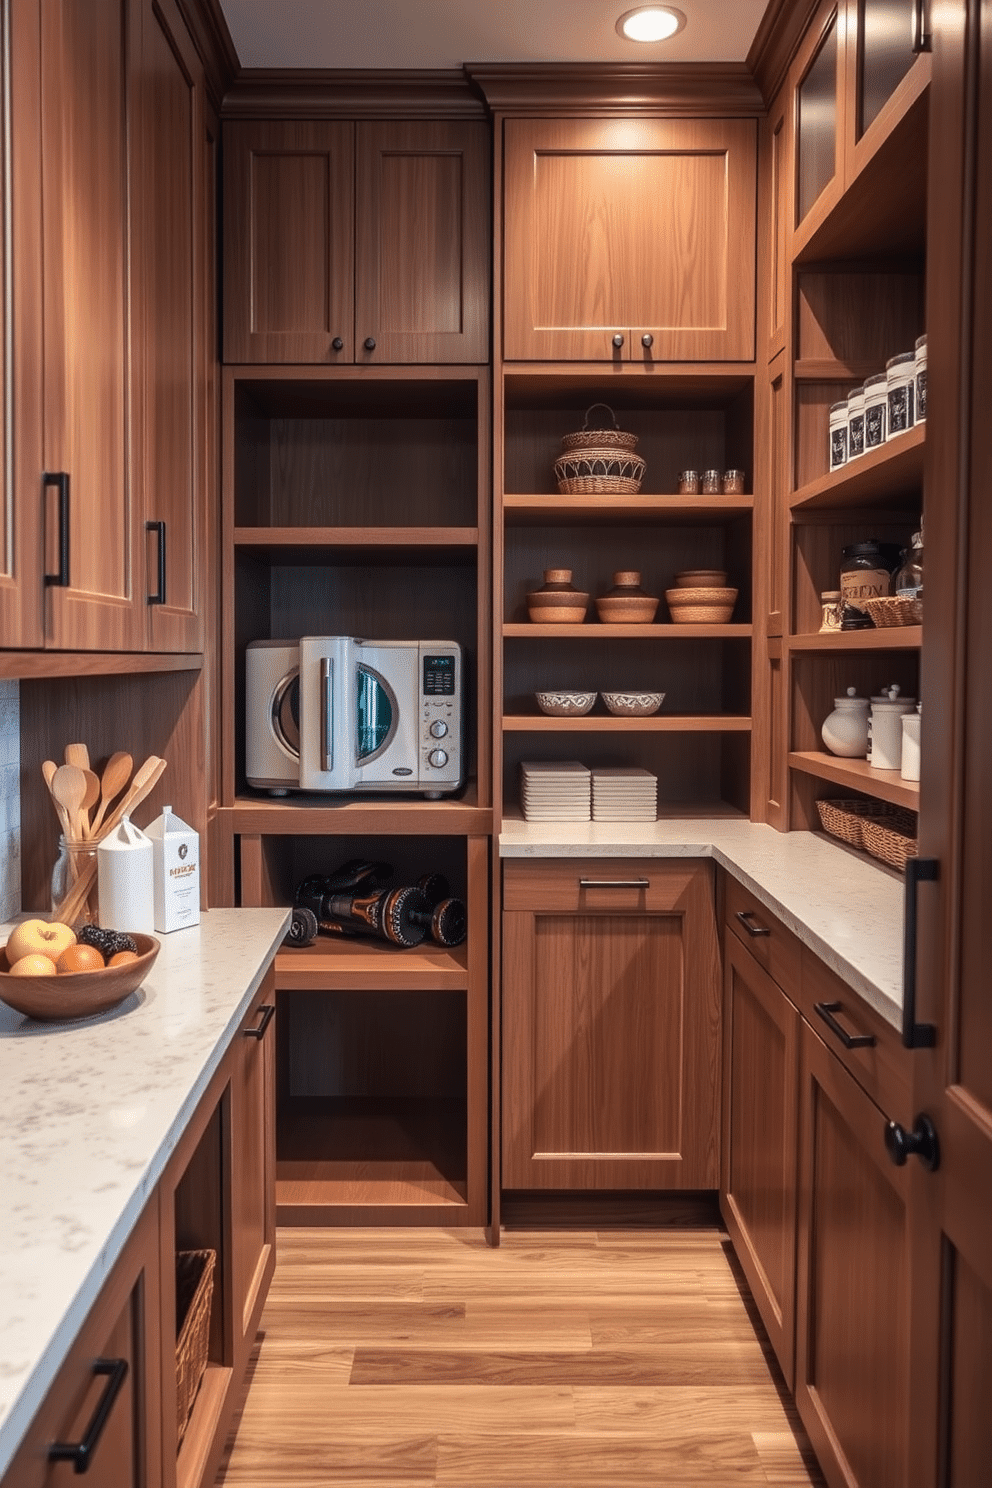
[591,767,658,821]
[520,760,591,821]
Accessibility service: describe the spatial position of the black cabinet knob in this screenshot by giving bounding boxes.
[363,336,377,352]
[612,333,624,349]
[641,333,654,348]
[885,1114,940,1171]
[331,337,344,352]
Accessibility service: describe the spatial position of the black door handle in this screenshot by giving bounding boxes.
[903,857,938,1048]
[814,999,876,1049]
[885,1114,940,1170]
[331,336,344,351]
[736,909,771,938]
[49,1357,128,1473]
[146,521,166,605]
[243,1003,275,1040]
[43,472,70,587]
[363,336,377,352]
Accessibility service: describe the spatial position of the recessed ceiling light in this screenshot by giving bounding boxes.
[616,6,687,43]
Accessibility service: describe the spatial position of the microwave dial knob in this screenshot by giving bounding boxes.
[429,720,448,739]
[428,748,449,768]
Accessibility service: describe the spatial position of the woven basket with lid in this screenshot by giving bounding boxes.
[554,404,646,494]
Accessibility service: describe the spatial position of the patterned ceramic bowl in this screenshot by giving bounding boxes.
[535,691,597,716]
[601,692,665,717]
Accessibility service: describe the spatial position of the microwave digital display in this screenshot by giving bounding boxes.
[424,655,456,695]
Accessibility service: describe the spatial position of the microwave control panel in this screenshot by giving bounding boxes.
[420,650,461,791]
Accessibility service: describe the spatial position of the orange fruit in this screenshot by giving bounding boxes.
[56,943,105,974]
[109,950,139,966]
[8,953,59,976]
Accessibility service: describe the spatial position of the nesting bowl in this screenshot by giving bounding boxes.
[535,691,597,717]
[665,586,738,624]
[0,933,160,1021]
[601,692,665,717]
[673,569,728,589]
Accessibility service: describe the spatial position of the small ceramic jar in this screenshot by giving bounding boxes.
[864,373,888,450]
[901,702,922,781]
[678,470,700,494]
[886,352,916,438]
[915,334,927,422]
[847,385,866,460]
[868,685,917,770]
[821,687,870,758]
[829,401,849,471]
[819,590,842,632]
[701,469,722,494]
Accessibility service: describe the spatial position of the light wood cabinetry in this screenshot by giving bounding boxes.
[502,858,721,1190]
[502,117,757,363]
[222,119,490,365]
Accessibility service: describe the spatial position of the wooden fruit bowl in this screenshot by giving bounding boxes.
[0,933,160,1021]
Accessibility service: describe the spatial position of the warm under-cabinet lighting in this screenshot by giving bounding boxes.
[616,5,687,42]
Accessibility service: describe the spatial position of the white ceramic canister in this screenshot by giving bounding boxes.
[886,352,916,438]
[901,702,922,781]
[829,400,849,470]
[868,685,917,770]
[821,687,870,757]
[863,373,888,451]
[96,815,155,933]
[847,385,866,460]
[915,334,927,422]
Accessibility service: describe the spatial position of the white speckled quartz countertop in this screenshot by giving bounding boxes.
[499,818,905,1029]
[0,907,289,1479]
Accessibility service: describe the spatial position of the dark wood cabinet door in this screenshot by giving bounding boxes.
[721,931,800,1388]
[133,0,206,652]
[40,0,143,651]
[230,972,276,1373]
[795,1021,911,1488]
[503,117,756,363]
[222,120,355,364]
[355,120,489,364]
[502,860,721,1190]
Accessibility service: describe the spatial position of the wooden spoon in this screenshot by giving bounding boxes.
[90,751,134,838]
[50,763,89,842]
[79,769,101,839]
[42,759,70,836]
[64,742,91,772]
[102,755,167,836]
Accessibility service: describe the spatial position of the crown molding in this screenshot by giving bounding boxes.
[221,69,488,119]
[746,0,821,104]
[465,62,764,116]
[175,0,240,109]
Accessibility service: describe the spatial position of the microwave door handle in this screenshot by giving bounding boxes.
[321,656,333,772]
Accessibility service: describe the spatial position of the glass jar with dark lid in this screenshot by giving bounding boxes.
[839,540,899,629]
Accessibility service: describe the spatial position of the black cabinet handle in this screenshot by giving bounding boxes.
[641,333,654,348]
[913,0,932,52]
[903,857,938,1048]
[48,1357,128,1473]
[814,999,876,1050]
[146,520,166,606]
[611,333,625,349]
[736,909,771,938]
[885,1113,940,1170]
[243,1002,275,1040]
[43,472,70,587]
[578,878,649,889]
[331,336,344,351]
[363,336,377,352]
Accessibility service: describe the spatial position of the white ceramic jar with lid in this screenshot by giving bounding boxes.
[868,685,917,770]
[821,687,870,757]
[863,373,888,450]
[901,701,922,781]
[915,334,927,422]
[829,400,849,470]
[847,385,866,459]
[886,352,916,437]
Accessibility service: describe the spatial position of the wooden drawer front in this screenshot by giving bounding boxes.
[503,858,709,915]
[800,947,911,1123]
[725,874,802,997]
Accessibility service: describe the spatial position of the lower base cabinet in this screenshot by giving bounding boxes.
[502,859,721,1190]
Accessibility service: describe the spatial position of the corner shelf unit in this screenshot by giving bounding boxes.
[222,365,492,1227]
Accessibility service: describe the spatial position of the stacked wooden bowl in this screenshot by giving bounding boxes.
[665,570,738,624]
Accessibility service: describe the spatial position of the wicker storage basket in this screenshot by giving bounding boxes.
[554,405,646,494]
[176,1248,216,1445]
[861,809,919,870]
[816,797,896,849]
[864,596,923,627]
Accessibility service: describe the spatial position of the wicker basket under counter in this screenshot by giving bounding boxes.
[817,798,918,870]
[176,1248,216,1446]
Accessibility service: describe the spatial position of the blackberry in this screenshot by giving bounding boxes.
[77,924,117,957]
[106,931,138,956]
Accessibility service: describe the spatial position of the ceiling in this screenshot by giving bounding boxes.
[217,1,770,71]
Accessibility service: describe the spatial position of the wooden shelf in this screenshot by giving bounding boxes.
[503,714,752,732]
[234,525,479,551]
[275,938,469,991]
[176,1364,233,1488]
[790,425,925,512]
[0,651,203,679]
[789,626,922,652]
[231,791,492,837]
[502,364,756,401]
[789,751,920,809]
[275,1097,468,1224]
[503,494,753,525]
[503,623,752,639]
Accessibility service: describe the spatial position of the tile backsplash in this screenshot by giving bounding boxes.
[0,680,21,922]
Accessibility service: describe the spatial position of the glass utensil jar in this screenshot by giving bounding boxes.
[51,836,99,925]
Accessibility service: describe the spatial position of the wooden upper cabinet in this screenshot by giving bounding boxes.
[223,118,490,365]
[223,120,356,364]
[502,117,757,363]
[355,120,489,364]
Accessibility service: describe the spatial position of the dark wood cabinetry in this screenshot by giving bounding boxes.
[502,859,721,1191]
[502,117,757,363]
[222,119,490,365]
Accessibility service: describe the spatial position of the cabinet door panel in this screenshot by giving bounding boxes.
[40,0,142,650]
[502,861,720,1190]
[223,121,355,364]
[230,974,276,1371]
[356,121,489,364]
[503,117,756,363]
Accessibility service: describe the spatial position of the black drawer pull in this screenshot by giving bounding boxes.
[735,909,771,938]
[146,520,166,605]
[49,1357,128,1473]
[814,1000,876,1050]
[578,879,649,889]
[43,472,70,587]
[243,1002,275,1040]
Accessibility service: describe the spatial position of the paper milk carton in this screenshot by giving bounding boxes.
[145,805,200,933]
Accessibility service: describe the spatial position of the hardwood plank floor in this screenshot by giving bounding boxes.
[216,1227,824,1488]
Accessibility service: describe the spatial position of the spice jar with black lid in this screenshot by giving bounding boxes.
[839,540,899,629]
